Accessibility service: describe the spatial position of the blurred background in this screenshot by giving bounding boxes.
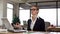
[0,0,60,29]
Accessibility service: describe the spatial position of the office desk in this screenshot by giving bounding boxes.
[47,27,60,32]
[0,31,60,34]
[0,32,23,34]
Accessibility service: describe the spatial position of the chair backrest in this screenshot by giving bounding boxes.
[45,22,50,30]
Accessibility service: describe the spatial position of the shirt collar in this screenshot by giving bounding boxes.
[31,15,39,20]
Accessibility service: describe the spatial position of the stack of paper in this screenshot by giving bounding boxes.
[0,29,8,33]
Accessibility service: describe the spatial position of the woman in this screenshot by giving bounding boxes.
[12,22,22,30]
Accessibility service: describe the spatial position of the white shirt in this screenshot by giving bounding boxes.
[30,16,39,30]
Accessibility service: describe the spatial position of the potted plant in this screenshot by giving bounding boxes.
[12,15,21,29]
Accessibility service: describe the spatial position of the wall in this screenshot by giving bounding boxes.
[0,0,7,26]
[0,0,4,26]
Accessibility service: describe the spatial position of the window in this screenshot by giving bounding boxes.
[38,9,56,26]
[19,7,30,25]
[7,3,13,24]
[58,8,60,26]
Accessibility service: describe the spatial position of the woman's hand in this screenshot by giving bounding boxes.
[13,23,22,29]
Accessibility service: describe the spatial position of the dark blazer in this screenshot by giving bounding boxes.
[27,17,45,31]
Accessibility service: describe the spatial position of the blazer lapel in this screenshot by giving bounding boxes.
[29,19,31,29]
[33,18,38,30]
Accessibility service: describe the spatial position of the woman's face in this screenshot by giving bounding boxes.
[30,6,39,16]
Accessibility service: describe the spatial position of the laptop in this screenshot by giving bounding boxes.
[2,18,27,32]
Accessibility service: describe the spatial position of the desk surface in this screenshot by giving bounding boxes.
[0,31,60,34]
[47,27,60,32]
